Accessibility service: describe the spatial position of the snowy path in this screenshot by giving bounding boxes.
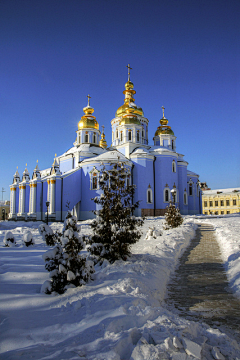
[166,223,240,341]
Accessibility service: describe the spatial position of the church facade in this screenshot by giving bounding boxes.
[9,66,202,222]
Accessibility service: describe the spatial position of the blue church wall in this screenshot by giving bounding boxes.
[62,169,82,219]
[177,165,188,214]
[132,158,154,211]
[16,187,19,214]
[25,184,30,213]
[60,158,73,174]
[55,178,62,221]
[80,164,99,219]
[187,176,199,214]
[154,155,178,210]
[42,181,48,215]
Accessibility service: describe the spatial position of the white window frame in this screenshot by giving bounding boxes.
[128,130,132,141]
[188,181,193,196]
[90,167,100,190]
[147,188,153,204]
[172,160,176,173]
[163,187,171,203]
[184,191,188,205]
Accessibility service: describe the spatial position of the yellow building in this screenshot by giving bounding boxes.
[0,201,10,220]
[202,188,240,215]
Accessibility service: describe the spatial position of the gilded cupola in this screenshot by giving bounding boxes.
[120,106,141,125]
[115,64,144,118]
[99,126,107,148]
[155,106,174,136]
[78,95,99,130]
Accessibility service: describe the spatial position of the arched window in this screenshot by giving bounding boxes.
[126,175,130,187]
[147,188,153,203]
[137,131,140,142]
[165,189,169,202]
[184,192,188,205]
[120,132,123,141]
[85,134,89,143]
[142,130,144,138]
[172,140,174,150]
[172,160,176,173]
[90,167,100,190]
[163,187,170,203]
[189,183,193,196]
[93,133,96,144]
[128,130,132,141]
[92,175,97,189]
[116,130,118,138]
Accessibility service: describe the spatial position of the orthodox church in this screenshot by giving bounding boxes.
[9,65,201,222]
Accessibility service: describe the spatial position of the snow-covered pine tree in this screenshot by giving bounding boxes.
[88,161,144,264]
[41,211,94,294]
[164,201,183,229]
[38,224,61,246]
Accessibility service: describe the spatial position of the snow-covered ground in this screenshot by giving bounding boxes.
[0,215,240,359]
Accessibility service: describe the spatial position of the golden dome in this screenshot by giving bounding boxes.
[125,80,134,90]
[78,116,99,130]
[155,106,174,136]
[120,107,141,125]
[78,95,99,130]
[155,126,174,136]
[116,103,144,117]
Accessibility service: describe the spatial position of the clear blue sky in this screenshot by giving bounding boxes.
[0,0,239,201]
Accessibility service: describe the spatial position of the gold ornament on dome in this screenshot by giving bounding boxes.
[115,64,144,117]
[78,94,99,130]
[99,125,107,148]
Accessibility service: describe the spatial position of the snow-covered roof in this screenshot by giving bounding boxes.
[203,188,240,195]
[61,144,106,157]
[187,170,199,177]
[131,148,150,154]
[81,149,131,165]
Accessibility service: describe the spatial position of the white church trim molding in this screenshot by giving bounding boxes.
[9,65,202,221]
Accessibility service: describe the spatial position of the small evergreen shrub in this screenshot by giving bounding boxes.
[4,231,16,247]
[88,161,144,264]
[39,224,61,246]
[41,211,94,294]
[22,231,35,247]
[164,201,183,229]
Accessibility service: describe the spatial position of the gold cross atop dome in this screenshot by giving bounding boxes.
[101,125,105,133]
[161,106,165,118]
[126,64,132,81]
[87,94,91,107]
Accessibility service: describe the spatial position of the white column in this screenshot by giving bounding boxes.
[32,183,37,213]
[50,179,55,214]
[21,186,26,213]
[10,187,16,215]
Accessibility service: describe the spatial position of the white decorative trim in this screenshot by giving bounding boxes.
[147,188,153,203]
[89,166,100,190]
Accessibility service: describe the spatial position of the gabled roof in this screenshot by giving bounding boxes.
[81,149,132,166]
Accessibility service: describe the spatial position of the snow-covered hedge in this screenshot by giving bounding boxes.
[4,231,16,247]
[22,231,35,247]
